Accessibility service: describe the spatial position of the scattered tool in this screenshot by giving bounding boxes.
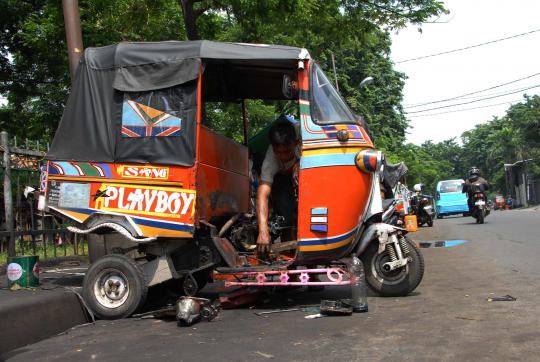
[132,297,221,327]
[255,308,300,316]
[487,295,516,302]
[176,296,221,326]
[320,300,353,316]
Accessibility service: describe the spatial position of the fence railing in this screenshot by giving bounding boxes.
[0,229,86,261]
[0,131,89,263]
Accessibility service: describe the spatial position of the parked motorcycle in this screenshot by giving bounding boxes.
[410,184,434,227]
[380,161,409,228]
[382,199,404,227]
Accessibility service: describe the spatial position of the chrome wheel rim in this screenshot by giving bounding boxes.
[93,268,130,309]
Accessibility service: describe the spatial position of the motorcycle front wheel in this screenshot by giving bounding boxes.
[360,236,425,297]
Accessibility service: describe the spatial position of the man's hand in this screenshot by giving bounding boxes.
[257,228,271,254]
[256,182,272,256]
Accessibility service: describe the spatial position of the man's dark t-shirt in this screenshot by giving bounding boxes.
[462,176,489,197]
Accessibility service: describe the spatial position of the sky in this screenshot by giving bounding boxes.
[391,0,540,145]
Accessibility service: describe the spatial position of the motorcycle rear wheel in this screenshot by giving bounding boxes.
[478,209,485,224]
[360,236,424,297]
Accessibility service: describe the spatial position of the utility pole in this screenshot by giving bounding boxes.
[2,132,15,257]
[62,0,84,82]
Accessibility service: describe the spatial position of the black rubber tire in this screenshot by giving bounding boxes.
[436,214,443,219]
[360,236,425,297]
[427,217,434,227]
[478,210,485,224]
[83,254,148,320]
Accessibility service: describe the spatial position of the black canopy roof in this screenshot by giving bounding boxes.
[46,41,310,165]
[86,40,310,69]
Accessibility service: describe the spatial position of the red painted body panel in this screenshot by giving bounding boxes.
[298,166,372,239]
[196,126,250,221]
[198,126,249,176]
[294,61,375,263]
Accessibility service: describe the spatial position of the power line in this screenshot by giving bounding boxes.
[404,72,540,108]
[395,28,540,64]
[407,98,523,118]
[445,84,540,101]
[405,83,540,114]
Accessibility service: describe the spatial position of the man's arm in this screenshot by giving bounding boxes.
[256,182,272,253]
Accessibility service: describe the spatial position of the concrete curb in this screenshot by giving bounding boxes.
[0,288,89,357]
[0,266,90,358]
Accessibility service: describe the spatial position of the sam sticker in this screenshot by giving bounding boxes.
[7,263,23,281]
[116,165,169,180]
[94,184,195,219]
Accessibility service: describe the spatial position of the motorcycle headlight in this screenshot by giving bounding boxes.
[355,149,384,173]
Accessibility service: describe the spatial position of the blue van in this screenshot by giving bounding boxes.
[435,179,469,218]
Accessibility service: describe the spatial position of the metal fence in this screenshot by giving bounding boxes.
[0,229,85,259]
[0,131,86,261]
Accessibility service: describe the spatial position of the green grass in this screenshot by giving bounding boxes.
[0,238,87,265]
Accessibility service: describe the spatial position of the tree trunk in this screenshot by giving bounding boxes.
[179,0,200,40]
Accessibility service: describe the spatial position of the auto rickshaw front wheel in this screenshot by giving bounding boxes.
[360,236,424,297]
[83,254,148,320]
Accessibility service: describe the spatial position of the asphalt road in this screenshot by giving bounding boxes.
[5,208,540,362]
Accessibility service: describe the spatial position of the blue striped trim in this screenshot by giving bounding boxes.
[133,217,194,232]
[60,207,194,232]
[62,207,93,215]
[300,153,356,169]
[311,207,327,215]
[299,227,357,246]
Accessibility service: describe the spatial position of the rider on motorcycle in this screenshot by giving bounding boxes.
[462,167,490,209]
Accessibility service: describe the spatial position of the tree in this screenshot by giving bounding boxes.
[0,0,185,140]
[1,0,446,144]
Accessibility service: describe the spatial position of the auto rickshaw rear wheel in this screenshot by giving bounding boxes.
[83,254,148,320]
[360,236,424,297]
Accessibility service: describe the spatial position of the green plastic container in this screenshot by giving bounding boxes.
[6,255,40,288]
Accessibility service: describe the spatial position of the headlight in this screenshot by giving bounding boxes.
[355,149,384,173]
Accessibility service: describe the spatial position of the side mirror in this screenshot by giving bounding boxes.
[282,74,298,99]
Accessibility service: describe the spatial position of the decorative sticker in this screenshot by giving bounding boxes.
[121,100,182,138]
[116,165,170,180]
[93,183,195,220]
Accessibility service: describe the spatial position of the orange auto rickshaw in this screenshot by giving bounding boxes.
[40,41,424,319]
